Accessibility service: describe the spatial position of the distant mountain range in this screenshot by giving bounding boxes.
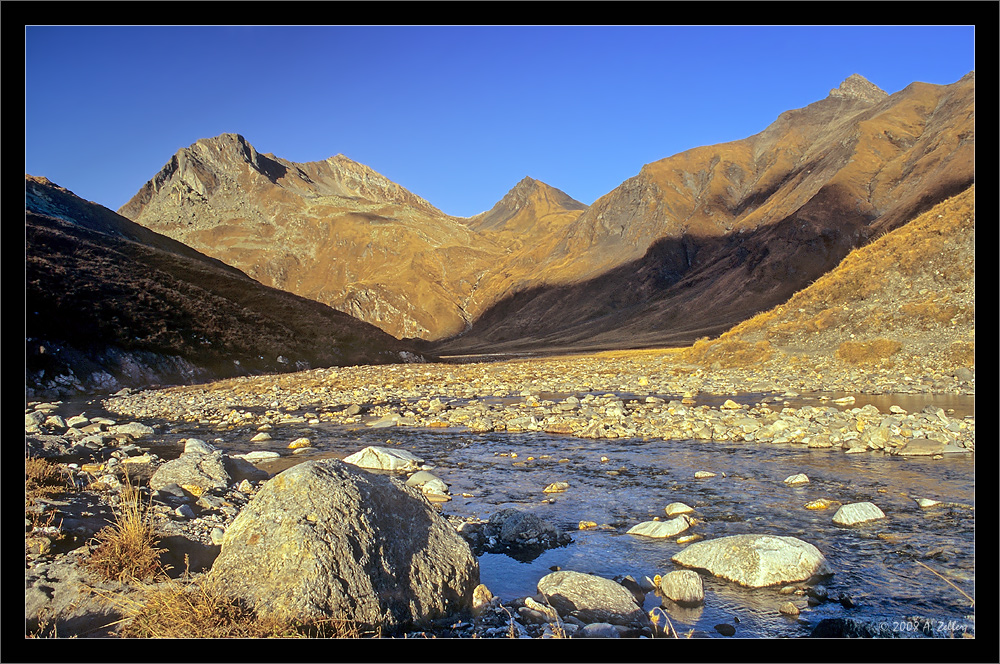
[25,72,974,394]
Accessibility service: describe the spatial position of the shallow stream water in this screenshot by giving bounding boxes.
[62,391,976,638]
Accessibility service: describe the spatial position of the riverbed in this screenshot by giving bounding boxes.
[88,388,975,639]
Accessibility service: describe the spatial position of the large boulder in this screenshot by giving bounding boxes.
[671,534,831,588]
[536,570,649,630]
[208,459,479,632]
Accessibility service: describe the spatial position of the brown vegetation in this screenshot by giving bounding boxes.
[84,479,165,584]
[835,339,904,366]
[116,574,369,638]
[679,337,774,369]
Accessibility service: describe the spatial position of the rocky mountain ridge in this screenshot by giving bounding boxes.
[111,72,974,354]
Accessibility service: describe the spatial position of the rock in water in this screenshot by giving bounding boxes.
[626,516,691,539]
[832,502,886,526]
[658,570,705,606]
[209,459,479,631]
[536,570,649,629]
[671,534,831,588]
[343,445,424,472]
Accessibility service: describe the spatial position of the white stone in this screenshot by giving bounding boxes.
[343,445,424,472]
[183,438,217,455]
[832,502,886,526]
[784,473,810,486]
[627,516,691,539]
[671,534,831,588]
[664,502,694,517]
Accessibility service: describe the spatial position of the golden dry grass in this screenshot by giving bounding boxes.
[25,456,74,502]
[944,340,975,368]
[835,338,903,366]
[677,337,774,368]
[25,456,76,531]
[117,573,375,638]
[85,478,165,584]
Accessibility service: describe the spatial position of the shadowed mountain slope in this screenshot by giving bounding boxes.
[678,184,975,376]
[25,176,422,398]
[434,72,974,354]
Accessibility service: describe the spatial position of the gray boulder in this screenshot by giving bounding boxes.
[659,569,705,606]
[536,570,649,629]
[483,508,572,558]
[149,449,267,496]
[208,459,480,632]
[671,534,831,588]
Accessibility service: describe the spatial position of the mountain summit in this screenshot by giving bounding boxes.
[828,74,888,103]
[467,177,587,233]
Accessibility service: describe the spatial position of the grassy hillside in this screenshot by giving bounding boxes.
[679,184,975,377]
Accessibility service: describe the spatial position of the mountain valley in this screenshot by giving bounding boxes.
[25,73,975,394]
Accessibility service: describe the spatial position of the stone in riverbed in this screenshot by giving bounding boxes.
[832,502,886,526]
[784,473,810,486]
[895,438,946,456]
[664,502,694,517]
[484,508,572,555]
[209,458,479,632]
[671,534,831,588]
[626,516,691,539]
[343,445,424,472]
[536,570,649,629]
[658,569,704,606]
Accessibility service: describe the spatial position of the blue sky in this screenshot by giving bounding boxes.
[25,25,976,218]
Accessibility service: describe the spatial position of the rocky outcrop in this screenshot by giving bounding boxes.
[208,459,480,631]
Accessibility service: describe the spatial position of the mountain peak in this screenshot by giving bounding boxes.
[828,74,888,103]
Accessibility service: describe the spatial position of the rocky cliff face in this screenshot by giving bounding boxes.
[116,73,974,354]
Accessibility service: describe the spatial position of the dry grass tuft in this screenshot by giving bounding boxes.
[25,456,74,502]
[835,338,903,366]
[944,340,975,368]
[85,478,165,584]
[117,574,372,638]
[679,337,774,369]
[25,456,76,531]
